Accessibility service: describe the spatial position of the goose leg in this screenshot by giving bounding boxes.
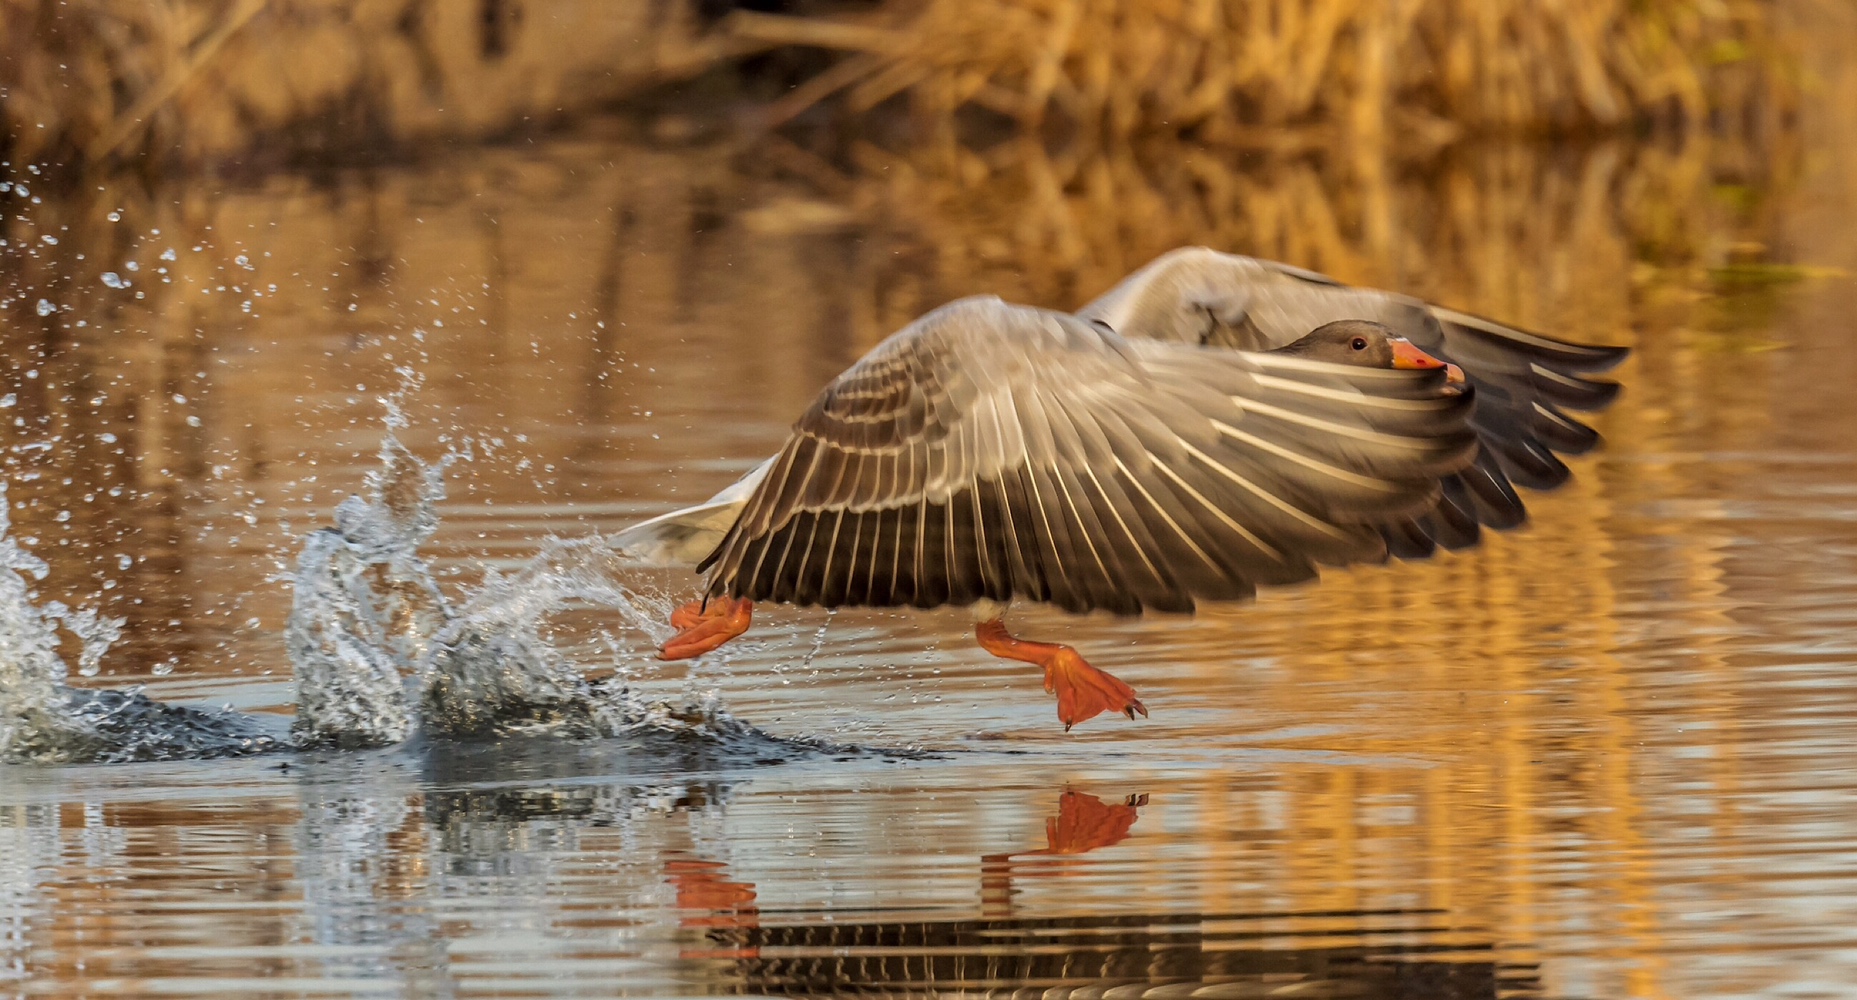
[658,597,754,660]
[975,619,1148,730]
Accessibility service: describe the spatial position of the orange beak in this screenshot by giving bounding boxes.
[1390,338,1466,383]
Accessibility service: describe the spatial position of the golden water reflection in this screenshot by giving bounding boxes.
[3,57,1857,999]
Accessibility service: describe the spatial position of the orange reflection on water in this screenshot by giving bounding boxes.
[2,18,1856,995]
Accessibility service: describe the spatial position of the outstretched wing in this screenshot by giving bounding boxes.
[1077,247,1627,557]
[699,296,1477,614]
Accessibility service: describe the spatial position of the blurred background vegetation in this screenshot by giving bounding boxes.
[0,0,1817,313]
[0,0,1801,169]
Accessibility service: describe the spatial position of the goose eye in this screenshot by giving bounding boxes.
[1350,337,1367,351]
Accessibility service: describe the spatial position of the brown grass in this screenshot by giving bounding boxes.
[770,0,1796,142]
[0,0,751,170]
[1,0,1799,174]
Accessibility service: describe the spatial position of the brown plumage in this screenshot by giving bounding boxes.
[696,297,1478,617]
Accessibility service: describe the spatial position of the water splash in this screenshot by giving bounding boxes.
[286,434,451,748]
[425,535,669,739]
[284,420,819,755]
[0,479,92,758]
[0,406,866,764]
[0,481,281,764]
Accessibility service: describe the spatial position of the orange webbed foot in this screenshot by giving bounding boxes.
[975,619,1147,731]
[664,851,760,956]
[658,597,754,660]
[669,600,706,631]
[1042,647,1147,731]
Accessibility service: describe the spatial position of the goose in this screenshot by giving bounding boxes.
[613,293,1519,729]
[614,250,1626,730]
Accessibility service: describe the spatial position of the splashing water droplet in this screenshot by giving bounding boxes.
[35,299,54,316]
[282,398,797,750]
[0,480,130,756]
[100,272,125,288]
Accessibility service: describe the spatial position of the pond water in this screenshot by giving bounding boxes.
[4,83,1857,999]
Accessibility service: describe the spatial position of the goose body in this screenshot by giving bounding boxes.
[613,250,1626,728]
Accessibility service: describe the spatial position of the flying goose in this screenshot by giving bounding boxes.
[613,295,1501,729]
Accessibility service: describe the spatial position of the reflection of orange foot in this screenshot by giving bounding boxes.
[658,597,753,660]
[975,619,1148,730]
[665,854,759,915]
[981,789,1148,916]
[664,852,761,958]
[1038,790,1148,855]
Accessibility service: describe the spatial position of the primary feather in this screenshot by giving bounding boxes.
[1078,247,1626,557]
[698,296,1477,615]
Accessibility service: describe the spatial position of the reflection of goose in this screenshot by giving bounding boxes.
[705,908,1535,998]
[670,790,1539,999]
[667,788,1144,951]
[614,254,1623,729]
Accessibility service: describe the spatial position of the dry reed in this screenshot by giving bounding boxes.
[0,0,753,171]
[1,0,1799,174]
[770,0,1797,143]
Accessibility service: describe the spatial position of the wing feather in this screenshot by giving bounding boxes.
[1077,247,1626,561]
[703,296,1476,613]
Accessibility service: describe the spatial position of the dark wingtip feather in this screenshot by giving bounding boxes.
[1534,367,1623,412]
[1431,475,1484,549]
[1383,519,1438,559]
[1582,343,1631,372]
[1495,438,1573,492]
[1461,452,1528,529]
[1530,403,1603,454]
[1435,309,1631,374]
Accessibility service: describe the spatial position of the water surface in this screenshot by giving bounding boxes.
[4,101,1857,998]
